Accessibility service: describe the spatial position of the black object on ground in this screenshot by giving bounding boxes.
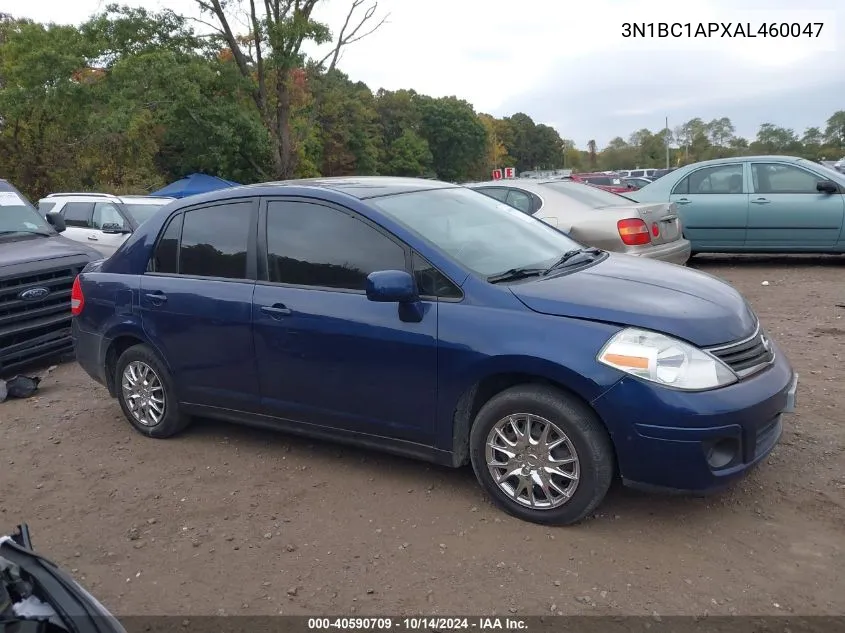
[0,376,41,403]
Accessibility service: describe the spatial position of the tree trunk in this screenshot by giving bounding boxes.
[276,70,295,179]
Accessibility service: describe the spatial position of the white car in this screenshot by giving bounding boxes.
[37,193,174,256]
[834,157,845,174]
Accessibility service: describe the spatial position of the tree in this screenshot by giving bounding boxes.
[824,110,845,149]
[0,18,95,197]
[383,130,433,177]
[84,5,271,186]
[502,113,565,172]
[752,123,799,154]
[308,69,381,176]
[416,95,486,182]
[587,139,597,168]
[478,112,511,175]
[532,124,565,169]
[706,117,735,147]
[197,0,387,179]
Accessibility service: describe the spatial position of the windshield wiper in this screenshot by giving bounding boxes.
[487,267,547,284]
[487,248,604,284]
[0,229,53,237]
[543,247,603,275]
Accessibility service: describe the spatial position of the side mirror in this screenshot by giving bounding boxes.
[817,180,838,194]
[366,270,418,303]
[46,211,66,233]
[101,223,131,234]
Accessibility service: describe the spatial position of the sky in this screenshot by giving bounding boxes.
[2,0,843,148]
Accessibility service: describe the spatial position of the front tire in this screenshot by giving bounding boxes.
[469,385,614,525]
[114,344,190,438]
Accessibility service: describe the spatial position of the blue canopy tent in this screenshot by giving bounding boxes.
[151,173,241,199]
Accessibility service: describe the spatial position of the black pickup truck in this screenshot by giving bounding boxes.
[0,179,102,376]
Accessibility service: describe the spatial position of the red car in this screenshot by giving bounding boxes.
[570,172,636,194]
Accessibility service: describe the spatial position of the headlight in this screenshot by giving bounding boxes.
[598,327,737,390]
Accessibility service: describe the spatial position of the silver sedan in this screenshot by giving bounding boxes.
[467,179,691,266]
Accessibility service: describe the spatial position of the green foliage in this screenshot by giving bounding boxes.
[416,95,487,182]
[307,70,381,176]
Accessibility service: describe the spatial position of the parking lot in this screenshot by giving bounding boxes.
[1,255,844,617]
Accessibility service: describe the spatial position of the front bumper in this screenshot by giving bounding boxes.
[632,238,692,266]
[592,341,796,493]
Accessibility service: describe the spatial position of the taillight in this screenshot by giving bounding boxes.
[71,275,84,315]
[651,222,660,238]
[617,218,651,246]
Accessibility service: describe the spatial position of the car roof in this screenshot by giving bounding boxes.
[41,192,120,201]
[673,155,805,169]
[248,176,455,199]
[158,176,459,209]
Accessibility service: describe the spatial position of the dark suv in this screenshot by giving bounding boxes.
[0,179,101,374]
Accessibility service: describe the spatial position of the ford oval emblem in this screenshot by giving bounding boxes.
[18,286,50,301]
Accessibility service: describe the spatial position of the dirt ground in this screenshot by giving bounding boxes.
[1,254,844,617]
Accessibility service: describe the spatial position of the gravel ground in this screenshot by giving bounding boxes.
[1,255,843,617]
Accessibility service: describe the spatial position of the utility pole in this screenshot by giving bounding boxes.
[665,116,670,169]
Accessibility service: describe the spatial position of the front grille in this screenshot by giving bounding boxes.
[0,264,81,373]
[706,326,775,378]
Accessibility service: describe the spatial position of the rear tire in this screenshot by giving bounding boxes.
[114,344,190,438]
[469,384,614,525]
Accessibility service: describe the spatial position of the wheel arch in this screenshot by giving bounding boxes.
[448,356,620,470]
[102,326,171,398]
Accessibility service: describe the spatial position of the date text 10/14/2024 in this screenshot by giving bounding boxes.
[621,22,825,38]
[307,617,528,631]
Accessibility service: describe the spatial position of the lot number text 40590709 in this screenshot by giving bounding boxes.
[307,617,528,631]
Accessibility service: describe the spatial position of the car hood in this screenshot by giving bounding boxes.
[508,254,757,347]
[0,235,101,268]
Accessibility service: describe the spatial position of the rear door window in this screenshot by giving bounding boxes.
[179,202,253,280]
[150,214,183,274]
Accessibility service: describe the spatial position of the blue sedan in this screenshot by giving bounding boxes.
[630,155,845,253]
[70,177,797,525]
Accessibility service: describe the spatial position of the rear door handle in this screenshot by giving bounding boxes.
[751,198,771,204]
[145,291,167,305]
[87,235,99,241]
[675,198,691,205]
[261,304,291,318]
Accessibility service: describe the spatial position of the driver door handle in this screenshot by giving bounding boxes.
[87,235,99,241]
[751,198,771,204]
[145,291,167,305]
[261,304,291,318]
[675,198,691,205]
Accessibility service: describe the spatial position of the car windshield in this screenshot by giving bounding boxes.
[541,180,633,208]
[0,183,54,237]
[798,160,845,183]
[370,187,583,277]
[123,201,168,225]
